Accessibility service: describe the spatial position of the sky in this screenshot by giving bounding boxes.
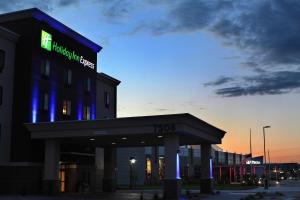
[1,0,299,163]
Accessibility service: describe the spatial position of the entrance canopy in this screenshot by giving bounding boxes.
[25,113,226,147]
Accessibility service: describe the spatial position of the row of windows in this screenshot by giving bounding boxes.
[0,49,5,73]
[0,86,2,106]
[40,93,91,120]
[0,49,4,106]
[41,59,91,92]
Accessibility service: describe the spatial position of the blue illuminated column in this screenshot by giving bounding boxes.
[91,103,95,120]
[176,152,181,179]
[50,87,56,122]
[164,134,181,199]
[200,143,213,193]
[77,99,82,120]
[31,83,38,123]
[210,158,213,179]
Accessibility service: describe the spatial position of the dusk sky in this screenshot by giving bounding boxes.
[1,0,299,163]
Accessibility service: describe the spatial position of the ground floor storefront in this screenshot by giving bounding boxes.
[23,114,226,199]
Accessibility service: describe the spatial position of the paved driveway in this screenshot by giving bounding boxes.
[0,180,299,200]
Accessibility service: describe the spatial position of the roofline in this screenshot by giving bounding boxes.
[97,72,121,86]
[0,26,19,42]
[0,8,102,53]
[25,113,226,134]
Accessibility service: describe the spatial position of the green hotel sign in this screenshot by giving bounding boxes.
[41,30,95,69]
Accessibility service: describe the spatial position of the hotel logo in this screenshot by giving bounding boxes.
[41,30,52,51]
[40,30,95,69]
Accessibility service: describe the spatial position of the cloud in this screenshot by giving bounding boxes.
[156,108,172,112]
[140,0,300,68]
[204,76,234,86]
[0,0,53,12]
[213,71,300,97]
[137,0,300,96]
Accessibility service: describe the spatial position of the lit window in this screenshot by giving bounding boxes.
[62,100,71,116]
[85,78,91,92]
[41,59,50,77]
[42,93,49,111]
[0,86,2,106]
[0,49,5,73]
[64,69,72,85]
[68,69,72,85]
[146,158,151,175]
[83,106,90,120]
[104,92,110,108]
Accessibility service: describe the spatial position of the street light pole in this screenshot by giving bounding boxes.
[129,157,136,189]
[263,126,271,189]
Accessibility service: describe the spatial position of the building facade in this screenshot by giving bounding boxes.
[0,8,119,194]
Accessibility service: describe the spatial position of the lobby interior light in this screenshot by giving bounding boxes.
[157,135,163,138]
[122,137,127,140]
[130,157,136,164]
[112,142,116,145]
[89,138,95,141]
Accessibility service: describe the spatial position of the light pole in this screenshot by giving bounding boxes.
[129,157,136,189]
[263,126,271,189]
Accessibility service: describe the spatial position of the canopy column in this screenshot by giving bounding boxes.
[164,134,181,199]
[43,139,60,195]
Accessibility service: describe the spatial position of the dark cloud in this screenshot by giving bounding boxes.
[139,0,300,96]
[204,76,234,86]
[156,108,171,112]
[58,0,79,7]
[98,0,131,22]
[0,0,53,12]
[214,71,300,97]
[143,0,300,68]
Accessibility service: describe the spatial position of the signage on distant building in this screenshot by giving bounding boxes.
[246,160,261,165]
[41,30,95,69]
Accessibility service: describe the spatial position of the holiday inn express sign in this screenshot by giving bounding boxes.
[41,30,95,69]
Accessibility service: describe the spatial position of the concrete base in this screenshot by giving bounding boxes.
[200,179,213,194]
[163,179,181,199]
[42,180,60,195]
[103,178,116,192]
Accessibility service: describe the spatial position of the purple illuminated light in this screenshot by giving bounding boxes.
[91,103,95,120]
[31,83,38,123]
[50,88,56,122]
[176,153,181,179]
[77,100,82,120]
[210,158,213,179]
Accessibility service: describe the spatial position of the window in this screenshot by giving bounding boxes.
[64,69,72,85]
[41,93,49,111]
[62,100,71,116]
[84,78,91,92]
[0,49,5,73]
[41,59,50,77]
[83,106,90,120]
[0,86,2,106]
[104,92,110,108]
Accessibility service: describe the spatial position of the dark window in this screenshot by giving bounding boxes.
[62,100,71,116]
[0,49,5,73]
[104,92,110,108]
[64,69,72,85]
[41,93,49,111]
[83,106,90,120]
[84,78,91,92]
[41,59,50,77]
[0,86,2,106]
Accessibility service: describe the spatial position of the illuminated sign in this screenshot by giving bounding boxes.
[41,30,95,69]
[246,160,261,165]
